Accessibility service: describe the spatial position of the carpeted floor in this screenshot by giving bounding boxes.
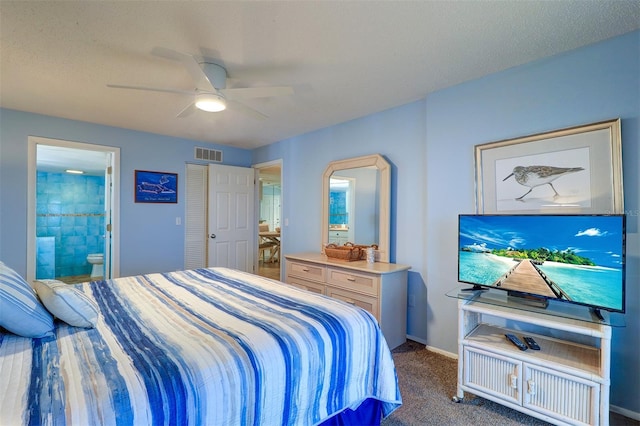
[382,340,638,426]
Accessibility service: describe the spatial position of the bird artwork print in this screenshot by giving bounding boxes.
[503,165,584,201]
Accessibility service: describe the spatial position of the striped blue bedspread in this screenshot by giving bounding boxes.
[0,267,401,425]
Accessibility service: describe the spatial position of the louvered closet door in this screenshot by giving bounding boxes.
[464,347,521,405]
[523,364,599,425]
[185,164,208,269]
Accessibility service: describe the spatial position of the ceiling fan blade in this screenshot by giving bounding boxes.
[221,86,294,101]
[227,100,268,120]
[150,46,186,62]
[151,47,216,92]
[107,84,195,96]
[177,102,197,118]
[118,48,292,120]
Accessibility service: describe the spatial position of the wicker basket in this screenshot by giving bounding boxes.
[344,243,378,260]
[324,243,362,261]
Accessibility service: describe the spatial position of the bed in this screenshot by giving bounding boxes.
[0,265,401,425]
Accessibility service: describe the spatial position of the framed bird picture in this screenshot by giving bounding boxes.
[475,119,623,214]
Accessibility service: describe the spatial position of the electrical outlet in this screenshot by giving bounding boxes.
[176,217,181,225]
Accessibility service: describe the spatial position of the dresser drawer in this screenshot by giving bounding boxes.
[287,276,325,295]
[326,286,379,319]
[326,267,379,296]
[286,261,326,283]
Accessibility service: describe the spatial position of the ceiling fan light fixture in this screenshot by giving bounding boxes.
[195,93,227,112]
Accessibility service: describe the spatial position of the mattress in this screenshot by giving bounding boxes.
[0,267,401,425]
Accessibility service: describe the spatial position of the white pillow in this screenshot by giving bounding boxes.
[34,280,99,328]
[0,261,54,337]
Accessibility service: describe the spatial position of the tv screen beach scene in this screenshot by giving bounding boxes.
[458,215,625,312]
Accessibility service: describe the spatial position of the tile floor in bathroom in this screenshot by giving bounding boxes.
[57,274,93,284]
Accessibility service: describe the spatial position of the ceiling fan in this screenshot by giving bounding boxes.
[107,47,294,119]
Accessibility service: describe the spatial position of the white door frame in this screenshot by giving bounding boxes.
[27,136,120,282]
[253,159,283,280]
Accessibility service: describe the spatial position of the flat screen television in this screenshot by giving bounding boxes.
[458,214,626,316]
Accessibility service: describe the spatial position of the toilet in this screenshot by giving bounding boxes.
[87,253,104,279]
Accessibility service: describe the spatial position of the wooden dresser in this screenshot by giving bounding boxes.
[284,252,410,349]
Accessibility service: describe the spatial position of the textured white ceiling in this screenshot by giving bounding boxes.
[2,1,639,150]
[36,145,109,176]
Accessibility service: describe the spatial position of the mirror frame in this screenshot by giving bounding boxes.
[322,154,391,263]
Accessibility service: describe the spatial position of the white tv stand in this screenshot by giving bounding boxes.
[448,287,620,426]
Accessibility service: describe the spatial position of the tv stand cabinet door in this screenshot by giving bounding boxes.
[463,346,522,405]
[523,364,600,425]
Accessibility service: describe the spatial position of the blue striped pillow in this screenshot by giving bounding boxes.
[0,261,54,337]
[34,280,99,328]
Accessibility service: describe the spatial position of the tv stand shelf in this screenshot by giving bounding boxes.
[447,286,625,327]
[450,289,613,425]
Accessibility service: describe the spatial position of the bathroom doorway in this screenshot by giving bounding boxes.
[27,137,120,283]
[255,160,282,281]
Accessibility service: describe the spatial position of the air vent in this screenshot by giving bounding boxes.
[194,147,223,162]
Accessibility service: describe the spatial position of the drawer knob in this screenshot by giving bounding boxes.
[510,374,518,389]
[527,380,537,395]
[347,277,356,282]
[302,268,309,272]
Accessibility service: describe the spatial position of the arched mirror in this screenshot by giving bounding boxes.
[322,154,391,262]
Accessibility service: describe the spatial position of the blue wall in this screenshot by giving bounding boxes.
[424,30,639,413]
[0,111,252,277]
[1,30,638,415]
[253,31,640,415]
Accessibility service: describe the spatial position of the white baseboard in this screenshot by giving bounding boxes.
[425,345,457,359]
[405,334,426,345]
[406,334,458,359]
[611,404,640,421]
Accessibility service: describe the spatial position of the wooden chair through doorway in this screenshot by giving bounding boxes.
[259,241,279,263]
[258,223,280,263]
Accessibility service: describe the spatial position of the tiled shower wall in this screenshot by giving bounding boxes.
[36,171,105,279]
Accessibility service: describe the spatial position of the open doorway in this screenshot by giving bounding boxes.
[255,161,282,280]
[27,137,120,284]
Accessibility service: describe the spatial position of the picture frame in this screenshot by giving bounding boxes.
[134,170,178,203]
[475,119,623,214]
